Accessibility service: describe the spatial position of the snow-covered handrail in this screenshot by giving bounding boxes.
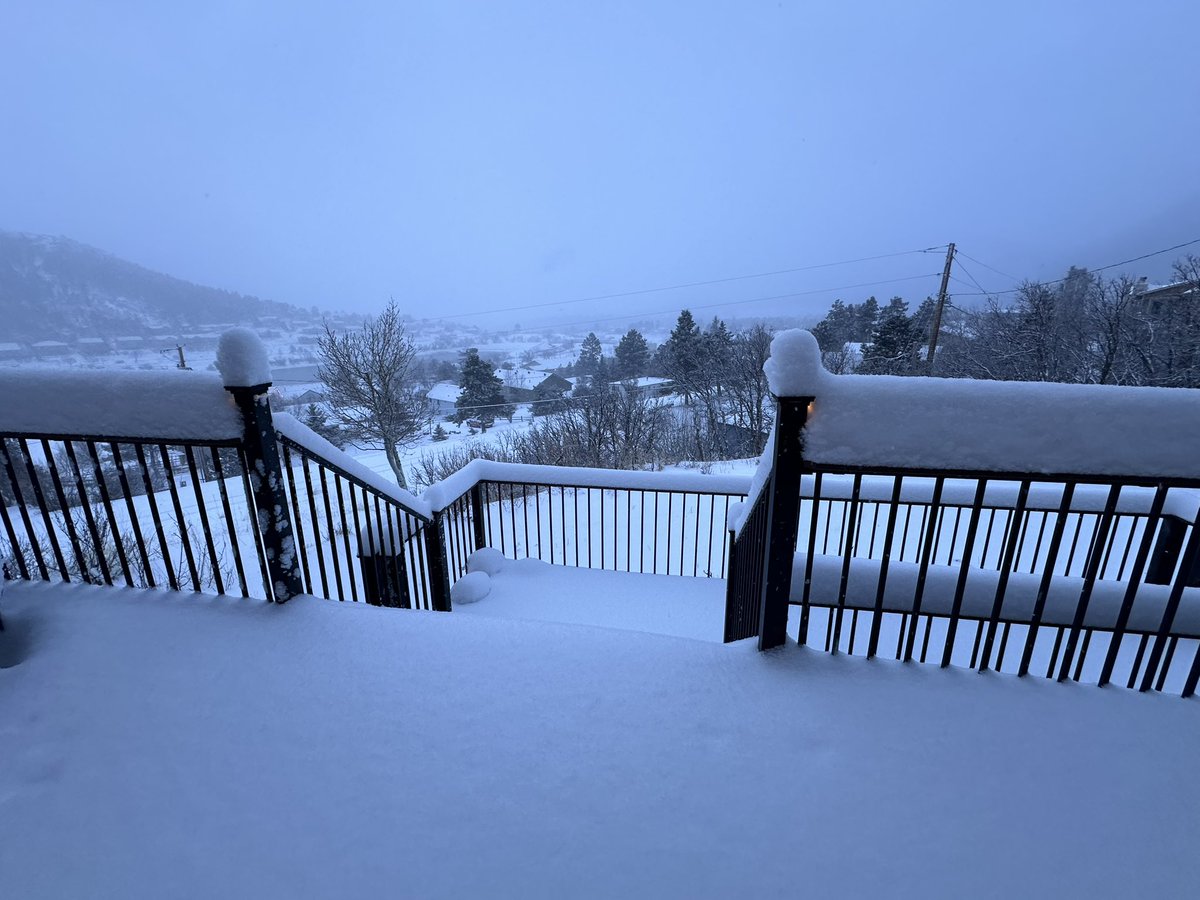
[767,329,1200,483]
[421,459,752,513]
[0,367,243,443]
[273,413,433,521]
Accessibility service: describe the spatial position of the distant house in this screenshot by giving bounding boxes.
[0,342,29,361]
[283,389,326,409]
[495,367,555,403]
[75,337,110,355]
[32,340,71,358]
[610,376,673,401]
[1133,277,1196,315]
[426,381,461,416]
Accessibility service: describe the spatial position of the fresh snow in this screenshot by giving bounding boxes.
[765,329,1200,479]
[2,580,1197,898]
[449,570,490,604]
[215,327,273,388]
[0,367,242,441]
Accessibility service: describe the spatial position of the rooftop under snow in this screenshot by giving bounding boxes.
[2,577,1197,898]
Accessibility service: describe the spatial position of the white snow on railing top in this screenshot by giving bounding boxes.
[0,367,243,442]
[766,329,1200,481]
[216,328,273,388]
[421,458,752,513]
[273,413,432,519]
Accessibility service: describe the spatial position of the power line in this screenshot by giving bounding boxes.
[533,272,943,331]
[425,245,949,322]
[953,236,1200,297]
[955,250,1019,284]
[951,259,992,296]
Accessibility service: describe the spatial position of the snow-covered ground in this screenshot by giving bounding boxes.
[2,578,1197,899]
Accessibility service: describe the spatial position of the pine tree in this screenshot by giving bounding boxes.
[614,328,649,379]
[302,403,345,448]
[577,332,603,377]
[860,298,922,375]
[455,348,513,427]
[432,423,449,442]
[663,309,704,399]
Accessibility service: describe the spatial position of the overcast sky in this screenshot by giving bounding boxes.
[2,1,1197,329]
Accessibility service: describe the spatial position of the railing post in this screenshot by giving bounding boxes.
[218,328,303,603]
[757,395,811,650]
[424,512,453,612]
[470,483,488,551]
[227,384,304,603]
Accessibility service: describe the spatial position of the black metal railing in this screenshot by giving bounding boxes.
[726,405,1200,696]
[1,433,262,597]
[432,467,745,588]
[276,435,442,610]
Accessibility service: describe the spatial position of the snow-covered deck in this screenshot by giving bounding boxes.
[2,580,1197,898]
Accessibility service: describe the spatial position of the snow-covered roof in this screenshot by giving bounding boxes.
[494,367,551,390]
[612,376,672,389]
[426,381,461,404]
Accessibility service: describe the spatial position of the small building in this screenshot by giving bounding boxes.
[32,340,72,358]
[426,381,461,416]
[0,342,30,361]
[283,389,326,409]
[75,337,110,355]
[610,376,673,401]
[1133,277,1196,315]
[495,367,554,402]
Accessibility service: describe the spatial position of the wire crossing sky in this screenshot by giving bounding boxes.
[1,1,1197,325]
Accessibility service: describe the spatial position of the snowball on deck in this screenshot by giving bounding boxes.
[466,548,507,576]
[215,327,273,388]
[450,570,490,604]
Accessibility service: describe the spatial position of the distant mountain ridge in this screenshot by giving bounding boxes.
[0,230,304,341]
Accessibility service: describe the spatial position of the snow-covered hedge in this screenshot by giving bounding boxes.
[767,329,1200,481]
[0,368,243,442]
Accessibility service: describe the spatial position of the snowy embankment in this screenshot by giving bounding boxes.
[1,581,1197,899]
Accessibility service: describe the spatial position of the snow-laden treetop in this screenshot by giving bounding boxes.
[215,327,272,389]
[764,328,1200,481]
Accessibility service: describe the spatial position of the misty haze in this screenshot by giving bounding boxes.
[2,3,1199,898]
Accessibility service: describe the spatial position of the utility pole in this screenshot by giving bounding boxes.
[925,242,956,373]
[162,344,191,370]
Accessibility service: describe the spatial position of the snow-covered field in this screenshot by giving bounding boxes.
[1,577,1197,899]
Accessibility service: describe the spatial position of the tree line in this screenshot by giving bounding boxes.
[809,255,1200,387]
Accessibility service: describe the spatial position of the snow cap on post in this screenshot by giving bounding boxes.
[763,329,825,398]
[216,327,273,389]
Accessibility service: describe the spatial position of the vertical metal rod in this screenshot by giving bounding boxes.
[279,445,311,595]
[867,475,903,659]
[41,439,89,582]
[343,476,362,601]
[110,443,154,586]
[979,480,1031,671]
[66,441,113,585]
[135,443,178,591]
[831,474,863,655]
[159,445,201,591]
[17,438,70,579]
[0,441,31,579]
[210,448,249,598]
[905,477,944,662]
[1058,485,1121,682]
[940,479,989,668]
[317,467,344,601]
[184,446,224,594]
[1139,520,1200,692]
[1018,483,1076,677]
[1098,485,1168,687]
[79,441,124,585]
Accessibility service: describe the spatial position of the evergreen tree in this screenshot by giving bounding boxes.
[302,404,345,448]
[455,348,514,427]
[614,328,650,379]
[577,332,603,377]
[855,296,880,342]
[662,309,704,399]
[432,423,449,442]
[860,298,922,375]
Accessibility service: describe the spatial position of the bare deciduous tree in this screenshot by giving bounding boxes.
[317,300,428,489]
